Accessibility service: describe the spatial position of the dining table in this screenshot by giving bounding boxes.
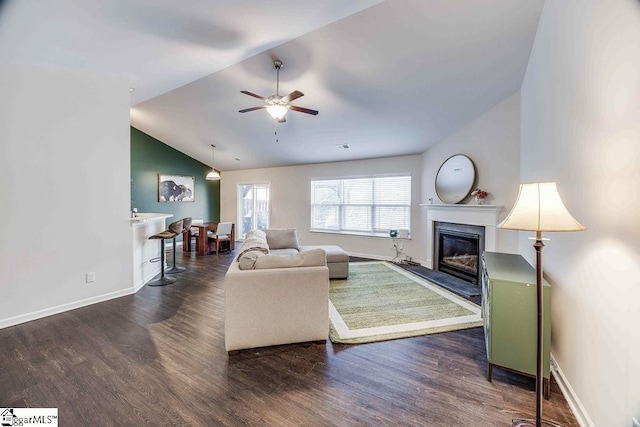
[183,222,235,255]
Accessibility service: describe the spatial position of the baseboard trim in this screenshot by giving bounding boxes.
[347,251,425,265]
[347,251,388,261]
[134,269,159,292]
[550,354,594,427]
[0,286,137,330]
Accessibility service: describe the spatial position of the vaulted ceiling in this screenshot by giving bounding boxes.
[0,0,545,171]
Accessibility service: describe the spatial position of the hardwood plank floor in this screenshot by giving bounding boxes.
[0,251,578,426]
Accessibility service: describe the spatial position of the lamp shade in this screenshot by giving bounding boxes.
[206,169,221,181]
[498,182,586,232]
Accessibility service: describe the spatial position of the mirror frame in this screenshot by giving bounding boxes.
[435,154,476,204]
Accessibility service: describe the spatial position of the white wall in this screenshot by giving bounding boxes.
[221,93,522,266]
[520,1,640,425]
[421,92,522,255]
[0,64,133,328]
[220,155,424,262]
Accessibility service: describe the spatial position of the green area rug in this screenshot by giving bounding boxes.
[329,262,482,344]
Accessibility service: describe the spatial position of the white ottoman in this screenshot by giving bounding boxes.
[300,245,349,279]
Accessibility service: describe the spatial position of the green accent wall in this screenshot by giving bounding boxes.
[130,127,220,238]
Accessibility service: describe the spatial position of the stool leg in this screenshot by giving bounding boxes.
[166,236,186,274]
[148,239,177,287]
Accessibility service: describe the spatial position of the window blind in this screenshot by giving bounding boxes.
[311,175,411,236]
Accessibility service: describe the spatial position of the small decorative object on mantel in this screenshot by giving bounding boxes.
[471,188,488,205]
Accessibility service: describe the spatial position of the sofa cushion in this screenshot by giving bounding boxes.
[264,228,300,250]
[254,248,326,270]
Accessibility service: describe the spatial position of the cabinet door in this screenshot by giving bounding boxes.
[490,279,539,375]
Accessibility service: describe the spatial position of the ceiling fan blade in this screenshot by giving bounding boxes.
[239,106,266,113]
[289,105,319,115]
[240,90,267,101]
[277,116,286,123]
[282,90,304,103]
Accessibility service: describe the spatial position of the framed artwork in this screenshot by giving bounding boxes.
[158,174,195,202]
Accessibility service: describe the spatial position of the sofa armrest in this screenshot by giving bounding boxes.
[224,262,329,352]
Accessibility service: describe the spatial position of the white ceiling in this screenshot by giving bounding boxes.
[0,0,544,171]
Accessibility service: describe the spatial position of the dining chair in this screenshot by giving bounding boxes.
[188,219,204,251]
[209,222,233,256]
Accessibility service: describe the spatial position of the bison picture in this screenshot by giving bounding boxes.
[159,176,194,202]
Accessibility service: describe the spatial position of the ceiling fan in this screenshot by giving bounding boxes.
[239,59,318,123]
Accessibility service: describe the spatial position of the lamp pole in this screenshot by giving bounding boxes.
[534,231,544,427]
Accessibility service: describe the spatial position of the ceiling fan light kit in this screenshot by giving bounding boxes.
[239,59,318,123]
[266,104,288,120]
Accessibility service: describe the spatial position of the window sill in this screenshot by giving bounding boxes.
[310,229,412,240]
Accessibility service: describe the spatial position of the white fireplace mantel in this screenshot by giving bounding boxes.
[421,204,503,269]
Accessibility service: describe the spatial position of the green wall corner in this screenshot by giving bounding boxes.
[130,127,220,234]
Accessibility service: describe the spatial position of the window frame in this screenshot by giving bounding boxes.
[310,174,411,238]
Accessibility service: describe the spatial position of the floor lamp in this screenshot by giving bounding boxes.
[498,182,585,427]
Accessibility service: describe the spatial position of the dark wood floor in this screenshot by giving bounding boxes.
[1,251,578,426]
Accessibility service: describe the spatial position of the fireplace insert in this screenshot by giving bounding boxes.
[434,222,485,284]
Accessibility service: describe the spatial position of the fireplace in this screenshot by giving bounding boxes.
[434,222,485,284]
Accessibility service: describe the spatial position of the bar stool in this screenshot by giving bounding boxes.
[166,217,191,274]
[148,219,183,287]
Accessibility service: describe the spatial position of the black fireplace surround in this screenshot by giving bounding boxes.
[434,222,485,285]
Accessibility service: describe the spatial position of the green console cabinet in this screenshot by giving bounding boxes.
[481,251,551,399]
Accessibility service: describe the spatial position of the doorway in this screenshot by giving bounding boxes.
[237,183,270,240]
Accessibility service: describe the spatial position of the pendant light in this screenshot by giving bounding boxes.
[206,144,221,181]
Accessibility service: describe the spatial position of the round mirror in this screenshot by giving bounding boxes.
[435,154,476,204]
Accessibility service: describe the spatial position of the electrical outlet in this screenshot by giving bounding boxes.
[86,272,96,283]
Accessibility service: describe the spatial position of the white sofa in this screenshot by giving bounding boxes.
[224,229,330,353]
[263,228,349,279]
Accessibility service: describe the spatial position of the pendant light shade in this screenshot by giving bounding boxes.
[206,170,221,180]
[206,144,221,181]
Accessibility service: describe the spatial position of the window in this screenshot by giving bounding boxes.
[237,183,270,239]
[311,175,411,236]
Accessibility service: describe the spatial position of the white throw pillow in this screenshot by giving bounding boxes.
[264,228,300,250]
